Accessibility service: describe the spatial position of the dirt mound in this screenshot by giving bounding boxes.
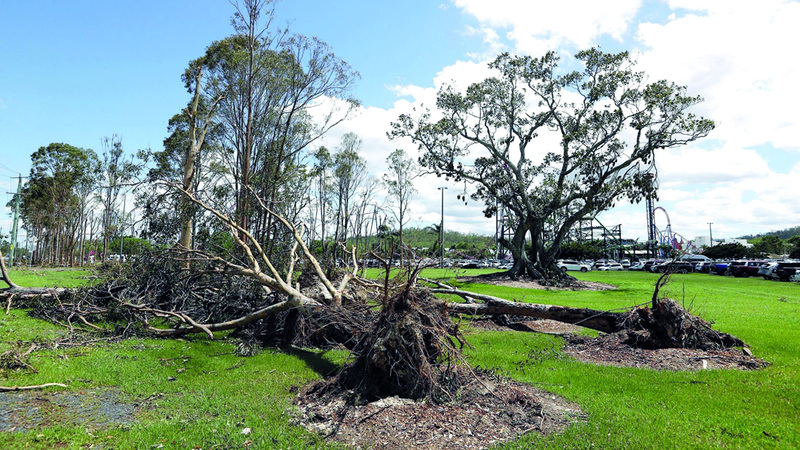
[563,333,768,371]
[457,276,615,291]
[294,372,584,449]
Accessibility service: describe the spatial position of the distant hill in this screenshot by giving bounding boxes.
[739,225,800,240]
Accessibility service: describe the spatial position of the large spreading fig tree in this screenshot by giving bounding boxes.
[391,49,714,280]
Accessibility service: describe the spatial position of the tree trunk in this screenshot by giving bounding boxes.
[438,288,622,334]
[448,299,621,334]
[0,248,19,289]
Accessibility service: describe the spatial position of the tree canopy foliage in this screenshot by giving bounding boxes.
[16,143,98,265]
[392,48,714,280]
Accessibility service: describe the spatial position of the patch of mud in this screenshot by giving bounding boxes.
[563,333,769,371]
[294,374,584,450]
[0,389,135,432]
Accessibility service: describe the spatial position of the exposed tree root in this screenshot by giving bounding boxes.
[621,298,744,350]
[311,286,469,403]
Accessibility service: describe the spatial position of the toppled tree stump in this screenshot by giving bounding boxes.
[622,298,744,350]
[318,286,467,402]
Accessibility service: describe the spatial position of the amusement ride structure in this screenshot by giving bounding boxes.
[647,204,695,257]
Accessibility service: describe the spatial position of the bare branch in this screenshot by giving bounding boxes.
[1,383,67,392]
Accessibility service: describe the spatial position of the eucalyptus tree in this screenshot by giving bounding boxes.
[392,49,714,280]
[197,0,359,251]
[138,107,223,248]
[98,135,139,262]
[309,146,333,253]
[331,133,367,261]
[382,149,418,266]
[16,143,98,265]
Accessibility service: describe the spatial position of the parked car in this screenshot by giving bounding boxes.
[653,260,694,274]
[695,261,716,273]
[620,259,631,269]
[628,261,645,271]
[556,259,592,272]
[592,259,609,270]
[759,262,779,279]
[728,260,766,278]
[598,262,624,271]
[764,261,800,281]
[679,254,712,264]
[643,259,665,272]
[711,261,730,275]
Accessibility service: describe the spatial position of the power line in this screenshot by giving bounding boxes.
[0,162,20,175]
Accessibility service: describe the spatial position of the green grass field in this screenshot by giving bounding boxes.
[6,267,94,289]
[2,268,799,448]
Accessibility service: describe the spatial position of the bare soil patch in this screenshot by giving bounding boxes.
[467,317,583,335]
[294,373,585,450]
[562,333,768,371]
[469,316,767,371]
[458,276,616,291]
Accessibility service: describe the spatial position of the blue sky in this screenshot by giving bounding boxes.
[2,0,799,246]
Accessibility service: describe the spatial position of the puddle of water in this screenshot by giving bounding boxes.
[0,389,135,432]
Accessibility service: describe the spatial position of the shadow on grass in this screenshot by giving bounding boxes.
[287,347,341,378]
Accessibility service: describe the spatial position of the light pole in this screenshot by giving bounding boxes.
[708,222,714,248]
[438,187,447,268]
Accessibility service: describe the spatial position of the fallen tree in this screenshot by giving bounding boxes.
[2,185,748,407]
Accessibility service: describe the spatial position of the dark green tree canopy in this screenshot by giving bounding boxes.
[18,143,98,231]
[391,48,714,280]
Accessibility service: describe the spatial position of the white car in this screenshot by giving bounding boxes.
[556,260,592,272]
[598,263,624,271]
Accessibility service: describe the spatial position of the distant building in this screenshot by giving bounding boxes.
[693,236,753,248]
[693,236,713,248]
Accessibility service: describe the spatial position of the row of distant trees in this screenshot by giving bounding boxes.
[702,235,800,260]
[9,132,422,267]
[8,0,423,268]
[7,138,137,266]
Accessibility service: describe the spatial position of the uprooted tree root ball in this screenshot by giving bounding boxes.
[312,286,469,403]
[292,285,592,449]
[622,298,744,350]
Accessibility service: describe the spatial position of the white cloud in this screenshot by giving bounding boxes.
[452,0,642,52]
[635,0,800,152]
[656,145,772,187]
[463,25,506,59]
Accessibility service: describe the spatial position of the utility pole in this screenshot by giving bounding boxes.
[645,173,657,258]
[438,187,447,268]
[708,222,714,248]
[120,194,126,258]
[8,175,24,266]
